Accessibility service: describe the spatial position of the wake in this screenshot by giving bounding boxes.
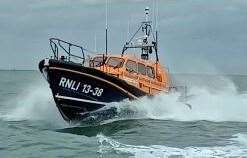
[97,133,247,158]
[120,76,247,122]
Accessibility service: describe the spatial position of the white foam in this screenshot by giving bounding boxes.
[97,134,247,158]
[1,80,66,126]
[114,76,247,122]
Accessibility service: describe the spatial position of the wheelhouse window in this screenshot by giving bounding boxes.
[138,63,146,75]
[106,57,124,68]
[146,66,155,78]
[90,56,104,67]
[126,60,137,73]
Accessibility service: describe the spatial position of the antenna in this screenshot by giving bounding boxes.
[155,0,159,62]
[145,7,149,22]
[155,0,158,31]
[127,20,130,40]
[153,0,156,28]
[94,33,97,52]
[105,0,108,56]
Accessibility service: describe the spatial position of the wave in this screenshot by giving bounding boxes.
[97,133,247,158]
[231,133,247,147]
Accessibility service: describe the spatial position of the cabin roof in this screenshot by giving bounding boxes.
[94,53,161,67]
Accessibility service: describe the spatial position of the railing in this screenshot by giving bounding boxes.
[49,38,86,65]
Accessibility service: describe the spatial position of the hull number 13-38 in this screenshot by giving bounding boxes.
[82,84,104,97]
[59,77,104,97]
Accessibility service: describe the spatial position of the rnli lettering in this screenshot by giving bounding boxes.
[58,77,104,97]
[59,77,80,91]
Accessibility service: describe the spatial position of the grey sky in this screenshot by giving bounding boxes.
[0,0,247,74]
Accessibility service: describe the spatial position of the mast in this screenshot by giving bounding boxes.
[105,0,108,56]
[122,7,159,62]
[94,33,97,52]
[145,7,149,22]
[155,0,159,62]
[155,30,159,62]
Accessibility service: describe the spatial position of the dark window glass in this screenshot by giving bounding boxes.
[146,66,155,78]
[126,60,137,73]
[107,57,124,68]
[138,63,146,75]
[90,56,104,67]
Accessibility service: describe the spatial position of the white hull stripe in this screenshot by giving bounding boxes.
[55,94,109,105]
[49,67,138,99]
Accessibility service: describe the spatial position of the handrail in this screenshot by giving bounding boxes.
[49,38,86,65]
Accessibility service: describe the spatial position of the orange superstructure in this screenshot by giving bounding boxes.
[89,54,170,95]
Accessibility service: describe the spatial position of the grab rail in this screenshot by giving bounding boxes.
[49,38,86,65]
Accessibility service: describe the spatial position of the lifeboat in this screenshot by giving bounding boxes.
[39,7,171,121]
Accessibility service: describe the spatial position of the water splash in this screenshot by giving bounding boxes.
[1,81,66,126]
[108,75,247,122]
[124,89,247,122]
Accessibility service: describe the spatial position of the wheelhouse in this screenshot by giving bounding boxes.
[88,54,170,94]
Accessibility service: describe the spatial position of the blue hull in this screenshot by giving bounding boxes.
[39,59,147,121]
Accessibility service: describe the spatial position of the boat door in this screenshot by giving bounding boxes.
[123,59,139,87]
[137,62,153,93]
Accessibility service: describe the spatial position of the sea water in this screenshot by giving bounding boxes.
[0,71,247,158]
